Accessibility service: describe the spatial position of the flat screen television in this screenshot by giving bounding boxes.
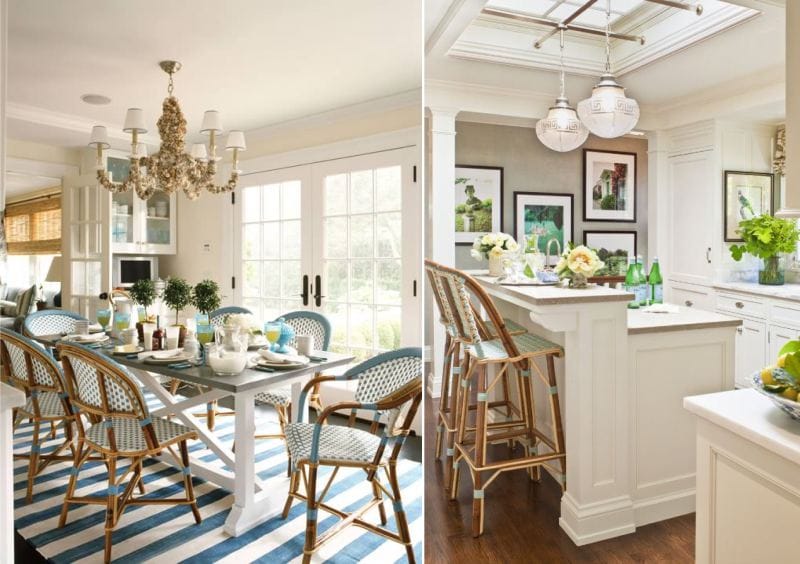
[113,256,158,288]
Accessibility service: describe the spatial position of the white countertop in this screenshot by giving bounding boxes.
[472,273,633,306]
[628,305,742,335]
[684,389,800,467]
[0,382,25,412]
[713,281,800,302]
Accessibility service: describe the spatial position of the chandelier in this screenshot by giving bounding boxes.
[536,29,588,152]
[88,60,246,200]
[577,0,639,138]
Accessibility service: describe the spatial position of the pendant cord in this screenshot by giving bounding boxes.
[559,28,566,98]
[604,0,611,73]
[168,73,174,96]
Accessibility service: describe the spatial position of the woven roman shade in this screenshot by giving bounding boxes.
[6,196,62,255]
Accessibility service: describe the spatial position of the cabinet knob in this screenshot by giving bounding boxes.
[737,327,743,335]
[685,300,694,307]
[735,301,744,309]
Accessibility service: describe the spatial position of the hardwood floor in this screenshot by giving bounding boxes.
[424,395,695,563]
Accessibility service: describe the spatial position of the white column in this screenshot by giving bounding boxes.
[646,131,669,269]
[1,384,24,564]
[777,0,800,218]
[426,108,458,398]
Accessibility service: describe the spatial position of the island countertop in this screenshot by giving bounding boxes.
[471,272,634,306]
[627,306,743,335]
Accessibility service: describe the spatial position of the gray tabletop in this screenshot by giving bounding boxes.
[36,334,354,394]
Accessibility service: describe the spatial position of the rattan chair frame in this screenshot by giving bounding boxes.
[1,328,78,503]
[56,342,202,564]
[280,348,422,564]
[436,264,566,537]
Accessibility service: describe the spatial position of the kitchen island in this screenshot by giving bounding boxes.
[473,274,740,545]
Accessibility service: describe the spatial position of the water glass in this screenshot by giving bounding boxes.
[142,323,156,351]
[196,323,215,347]
[165,326,180,350]
[114,312,131,333]
[96,308,112,331]
[264,321,282,350]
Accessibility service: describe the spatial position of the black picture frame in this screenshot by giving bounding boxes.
[583,149,637,223]
[454,164,504,246]
[583,230,638,278]
[513,191,574,265]
[723,170,774,242]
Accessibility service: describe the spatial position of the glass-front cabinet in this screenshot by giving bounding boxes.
[108,156,176,255]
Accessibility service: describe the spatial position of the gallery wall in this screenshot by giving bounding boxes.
[453,121,649,269]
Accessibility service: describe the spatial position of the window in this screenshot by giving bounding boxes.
[5,195,62,255]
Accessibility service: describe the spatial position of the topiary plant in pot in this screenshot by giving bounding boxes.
[128,279,156,342]
[192,279,221,317]
[163,277,193,346]
[730,214,800,285]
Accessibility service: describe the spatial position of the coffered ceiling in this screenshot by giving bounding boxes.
[7,0,422,150]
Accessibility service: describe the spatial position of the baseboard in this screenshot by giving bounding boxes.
[633,489,696,526]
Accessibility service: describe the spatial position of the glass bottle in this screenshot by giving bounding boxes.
[624,257,639,309]
[635,255,648,306]
[152,315,164,351]
[649,257,663,304]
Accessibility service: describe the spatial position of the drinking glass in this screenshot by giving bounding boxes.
[142,323,156,351]
[114,312,131,333]
[165,326,180,350]
[196,323,214,346]
[195,313,209,326]
[264,321,282,350]
[137,306,146,323]
[96,308,112,331]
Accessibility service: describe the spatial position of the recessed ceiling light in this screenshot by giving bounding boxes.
[81,94,112,105]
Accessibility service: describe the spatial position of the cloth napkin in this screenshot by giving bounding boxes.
[258,348,308,364]
[641,303,680,314]
[63,332,107,342]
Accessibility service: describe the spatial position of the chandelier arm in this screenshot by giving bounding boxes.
[206,171,240,194]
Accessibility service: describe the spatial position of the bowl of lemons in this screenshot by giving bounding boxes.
[752,340,800,420]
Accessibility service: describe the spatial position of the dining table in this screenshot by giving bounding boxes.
[33,333,355,537]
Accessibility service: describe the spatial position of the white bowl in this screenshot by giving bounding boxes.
[207,352,248,376]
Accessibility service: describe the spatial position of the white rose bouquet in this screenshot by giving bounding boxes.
[225,313,265,343]
[555,243,605,287]
[470,232,519,261]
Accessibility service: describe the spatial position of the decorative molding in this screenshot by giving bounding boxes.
[6,156,78,179]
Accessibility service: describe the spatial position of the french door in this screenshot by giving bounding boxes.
[234,147,420,360]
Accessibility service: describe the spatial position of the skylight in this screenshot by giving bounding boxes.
[485,0,648,28]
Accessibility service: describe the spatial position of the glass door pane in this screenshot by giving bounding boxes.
[143,192,172,246]
[315,154,410,361]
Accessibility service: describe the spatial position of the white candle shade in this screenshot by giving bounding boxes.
[200,110,223,134]
[89,125,110,148]
[123,108,148,133]
[190,143,208,161]
[225,130,246,151]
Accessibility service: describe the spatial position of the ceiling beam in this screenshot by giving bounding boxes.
[426,0,488,56]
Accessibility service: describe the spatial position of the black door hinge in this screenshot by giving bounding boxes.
[231,192,236,205]
[413,280,417,297]
[231,276,236,289]
[413,165,417,183]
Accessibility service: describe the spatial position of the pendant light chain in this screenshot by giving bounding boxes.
[604,0,611,74]
[559,28,566,98]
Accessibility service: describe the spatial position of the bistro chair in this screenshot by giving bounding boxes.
[281,347,422,564]
[0,328,77,503]
[437,264,566,537]
[424,259,525,492]
[56,342,202,564]
[23,309,89,339]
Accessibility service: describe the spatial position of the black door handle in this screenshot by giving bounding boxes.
[314,274,325,307]
[300,275,309,306]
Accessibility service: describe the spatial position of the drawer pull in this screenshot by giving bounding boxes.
[685,300,693,307]
[735,301,744,309]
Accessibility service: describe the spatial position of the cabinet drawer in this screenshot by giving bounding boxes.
[669,283,712,310]
[716,293,766,319]
[770,302,800,329]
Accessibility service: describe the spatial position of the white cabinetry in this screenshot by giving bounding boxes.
[769,324,799,361]
[735,318,766,388]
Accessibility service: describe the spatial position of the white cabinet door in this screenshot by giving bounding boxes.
[735,318,767,388]
[668,151,714,285]
[769,324,800,362]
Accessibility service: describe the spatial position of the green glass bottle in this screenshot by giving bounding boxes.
[649,257,663,304]
[635,255,648,306]
[624,256,639,309]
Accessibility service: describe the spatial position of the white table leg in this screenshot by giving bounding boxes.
[224,389,288,536]
[292,381,304,423]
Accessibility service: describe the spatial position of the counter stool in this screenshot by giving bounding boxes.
[438,265,566,537]
[425,260,526,494]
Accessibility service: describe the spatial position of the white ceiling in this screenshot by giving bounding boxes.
[7,0,422,149]
[427,0,786,123]
[4,172,60,200]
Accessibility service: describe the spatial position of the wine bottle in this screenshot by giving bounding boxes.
[649,257,663,304]
[624,257,639,309]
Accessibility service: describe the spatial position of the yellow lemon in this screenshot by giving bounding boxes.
[780,388,798,401]
[761,366,776,386]
[778,354,789,368]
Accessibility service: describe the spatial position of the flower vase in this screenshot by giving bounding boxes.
[569,272,589,289]
[759,255,785,285]
[488,255,505,277]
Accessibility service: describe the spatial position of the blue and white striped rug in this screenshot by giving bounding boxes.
[13,394,422,563]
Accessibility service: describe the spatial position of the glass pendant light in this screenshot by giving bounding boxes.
[536,29,588,152]
[577,0,639,138]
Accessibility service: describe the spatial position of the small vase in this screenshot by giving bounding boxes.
[488,255,505,277]
[759,255,785,285]
[569,272,589,289]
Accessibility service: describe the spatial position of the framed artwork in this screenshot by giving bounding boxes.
[724,170,774,242]
[513,192,574,265]
[584,230,637,277]
[454,165,503,245]
[583,149,637,222]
